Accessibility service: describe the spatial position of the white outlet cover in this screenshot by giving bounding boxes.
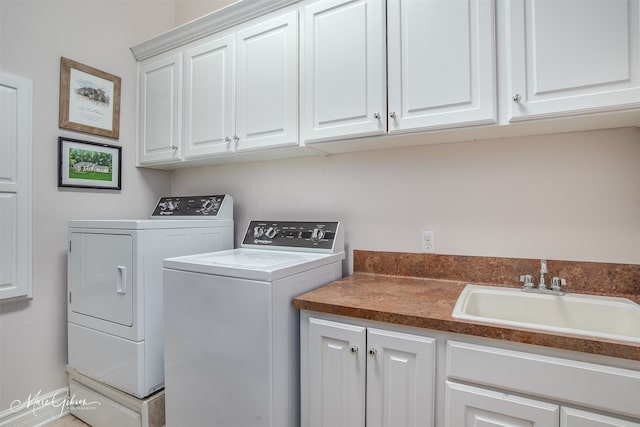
[421,231,435,253]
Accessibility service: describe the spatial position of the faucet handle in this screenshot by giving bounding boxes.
[519,274,534,288]
[551,277,566,291]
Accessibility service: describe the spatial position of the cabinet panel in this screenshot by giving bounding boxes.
[446,381,560,427]
[308,317,366,427]
[508,0,640,120]
[366,328,435,427]
[561,407,640,427]
[387,0,496,132]
[301,0,386,143]
[236,10,298,151]
[138,53,182,164]
[183,35,235,158]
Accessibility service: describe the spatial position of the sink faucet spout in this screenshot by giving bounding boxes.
[539,259,548,289]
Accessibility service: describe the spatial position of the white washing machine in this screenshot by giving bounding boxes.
[67,194,233,404]
[163,220,345,427]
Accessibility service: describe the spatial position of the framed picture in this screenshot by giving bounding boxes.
[58,137,122,190]
[59,57,121,139]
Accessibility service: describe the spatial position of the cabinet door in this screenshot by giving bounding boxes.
[561,407,640,427]
[183,35,235,158]
[446,381,560,427]
[507,0,640,121]
[366,328,436,427]
[236,11,298,152]
[301,0,386,143]
[307,317,366,427]
[387,0,496,133]
[138,52,182,164]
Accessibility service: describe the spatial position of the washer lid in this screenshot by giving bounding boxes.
[163,249,345,282]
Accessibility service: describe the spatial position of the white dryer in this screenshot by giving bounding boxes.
[163,221,345,427]
[67,194,233,400]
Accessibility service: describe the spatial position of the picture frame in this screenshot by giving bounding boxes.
[59,57,121,139]
[58,137,122,190]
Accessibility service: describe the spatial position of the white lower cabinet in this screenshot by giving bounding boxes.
[446,381,560,427]
[561,407,640,427]
[303,316,436,427]
[447,341,640,427]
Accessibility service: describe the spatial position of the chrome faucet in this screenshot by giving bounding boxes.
[519,259,566,295]
[539,259,547,289]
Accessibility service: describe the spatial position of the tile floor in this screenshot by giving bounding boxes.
[45,415,89,426]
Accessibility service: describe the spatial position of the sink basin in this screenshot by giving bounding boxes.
[452,284,640,343]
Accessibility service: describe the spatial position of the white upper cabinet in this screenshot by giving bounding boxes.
[235,10,299,152]
[301,0,387,143]
[507,0,640,121]
[138,52,182,165]
[183,35,236,158]
[387,0,497,133]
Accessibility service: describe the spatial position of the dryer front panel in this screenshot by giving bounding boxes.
[69,232,134,327]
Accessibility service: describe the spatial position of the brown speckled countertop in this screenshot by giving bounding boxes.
[293,251,640,362]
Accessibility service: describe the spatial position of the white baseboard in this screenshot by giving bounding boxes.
[0,387,70,427]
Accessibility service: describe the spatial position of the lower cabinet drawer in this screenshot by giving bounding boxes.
[446,341,640,419]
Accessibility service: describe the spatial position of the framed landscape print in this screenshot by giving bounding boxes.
[59,57,121,139]
[58,137,122,190]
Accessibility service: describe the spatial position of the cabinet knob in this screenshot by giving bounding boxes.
[389,111,397,119]
[350,346,358,354]
[171,145,178,151]
[368,348,377,357]
[225,137,231,143]
[374,112,381,120]
[512,94,522,104]
[233,135,239,142]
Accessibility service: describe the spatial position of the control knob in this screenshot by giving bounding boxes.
[201,199,214,212]
[167,201,179,211]
[311,228,325,242]
[265,227,278,239]
[158,201,168,211]
[254,226,264,238]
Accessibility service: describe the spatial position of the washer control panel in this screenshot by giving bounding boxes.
[151,195,228,217]
[242,221,340,250]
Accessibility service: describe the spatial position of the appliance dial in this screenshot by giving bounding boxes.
[265,227,278,239]
[254,226,264,238]
[202,199,214,212]
[311,228,325,242]
[167,201,179,211]
[159,202,168,210]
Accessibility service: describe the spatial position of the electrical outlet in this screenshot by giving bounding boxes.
[421,231,435,253]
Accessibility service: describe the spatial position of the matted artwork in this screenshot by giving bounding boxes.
[59,57,121,139]
[58,137,121,190]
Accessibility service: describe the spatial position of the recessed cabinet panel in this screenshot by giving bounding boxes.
[366,328,436,427]
[183,35,235,158]
[446,381,560,427]
[561,407,640,427]
[138,53,182,164]
[387,0,496,133]
[308,317,366,427]
[508,0,640,120]
[302,0,386,143]
[236,11,299,151]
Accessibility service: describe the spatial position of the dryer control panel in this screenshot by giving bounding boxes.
[242,221,341,251]
[151,195,232,219]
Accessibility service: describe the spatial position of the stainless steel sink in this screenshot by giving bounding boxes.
[452,284,640,343]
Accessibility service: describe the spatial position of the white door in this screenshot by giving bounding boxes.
[301,0,386,143]
[183,35,235,158]
[561,407,640,427]
[235,10,299,152]
[366,328,436,427]
[446,381,560,427]
[387,0,496,133]
[507,0,640,121]
[0,72,32,301]
[307,317,366,427]
[138,52,182,164]
[69,233,134,326]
